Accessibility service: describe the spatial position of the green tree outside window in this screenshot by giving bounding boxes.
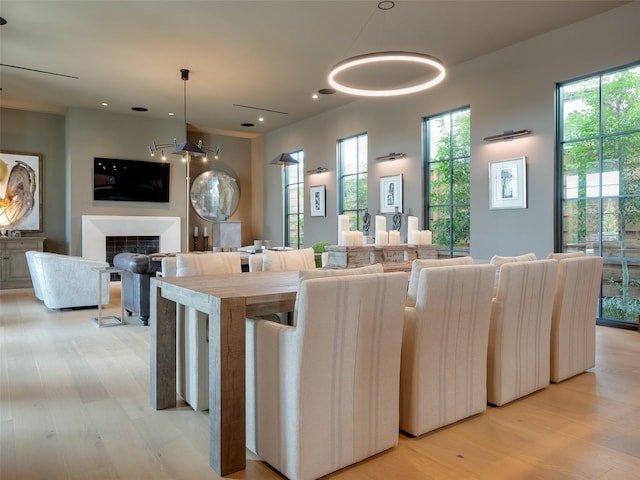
[559,63,640,325]
[424,108,471,256]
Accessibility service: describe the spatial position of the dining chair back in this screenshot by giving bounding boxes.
[175,252,242,411]
[400,263,496,436]
[246,271,408,480]
[549,255,603,382]
[487,259,558,406]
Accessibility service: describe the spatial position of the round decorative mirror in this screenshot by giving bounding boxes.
[190,165,240,221]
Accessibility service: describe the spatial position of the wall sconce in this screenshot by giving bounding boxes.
[306,167,329,174]
[483,129,531,142]
[376,152,406,161]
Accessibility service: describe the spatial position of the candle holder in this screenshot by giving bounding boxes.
[193,235,199,251]
[362,208,371,236]
[392,206,402,231]
[203,237,209,251]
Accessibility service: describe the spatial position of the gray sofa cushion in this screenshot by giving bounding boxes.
[114,252,165,274]
[114,252,150,273]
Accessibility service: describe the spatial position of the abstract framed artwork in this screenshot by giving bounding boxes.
[489,156,527,210]
[310,185,326,217]
[0,150,43,231]
[380,174,403,213]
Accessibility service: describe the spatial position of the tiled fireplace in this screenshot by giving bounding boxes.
[105,235,160,266]
[82,215,181,262]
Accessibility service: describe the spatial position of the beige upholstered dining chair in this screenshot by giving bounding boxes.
[246,270,408,480]
[400,263,496,436]
[248,247,316,272]
[547,253,604,383]
[406,256,474,307]
[489,252,537,296]
[175,252,242,411]
[487,259,558,406]
[248,247,317,324]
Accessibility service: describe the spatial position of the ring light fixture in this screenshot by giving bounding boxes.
[328,51,446,97]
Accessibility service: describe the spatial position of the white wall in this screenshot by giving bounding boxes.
[258,2,640,260]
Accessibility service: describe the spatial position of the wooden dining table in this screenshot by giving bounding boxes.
[149,270,299,476]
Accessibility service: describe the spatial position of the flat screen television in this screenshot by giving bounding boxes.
[93,157,170,202]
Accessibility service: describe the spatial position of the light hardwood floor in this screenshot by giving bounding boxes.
[1,285,639,480]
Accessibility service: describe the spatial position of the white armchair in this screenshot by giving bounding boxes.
[246,271,408,480]
[25,250,44,301]
[175,252,242,411]
[26,252,109,310]
[548,254,604,382]
[487,259,558,406]
[400,263,496,436]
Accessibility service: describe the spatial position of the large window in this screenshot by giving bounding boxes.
[338,133,368,230]
[424,107,471,256]
[558,62,640,328]
[285,150,304,248]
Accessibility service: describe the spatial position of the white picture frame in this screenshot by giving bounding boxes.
[310,185,326,217]
[380,174,403,213]
[489,157,527,210]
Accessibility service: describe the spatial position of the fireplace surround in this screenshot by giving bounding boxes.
[82,215,181,262]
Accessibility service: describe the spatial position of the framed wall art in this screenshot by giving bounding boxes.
[380,174,403,213]
[310,185,326,217]
[489,157,527,210]
[0,150,43,231]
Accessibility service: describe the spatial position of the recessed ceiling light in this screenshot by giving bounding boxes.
[131,107,148,112]
[318,88,336,95]
[101,102,108,107]
[241,123,255,127]
[312,93,319,100]
[169,112,175,116]
[258,117,264,122]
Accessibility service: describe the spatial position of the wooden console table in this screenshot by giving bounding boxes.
[325,244,438,272]
[0,236,45,289]
[150,271,299,476]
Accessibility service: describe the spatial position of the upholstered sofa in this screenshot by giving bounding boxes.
[113,252,165,325]
[25,251,110,310]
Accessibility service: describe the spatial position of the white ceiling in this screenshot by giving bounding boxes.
[0,1,629,138]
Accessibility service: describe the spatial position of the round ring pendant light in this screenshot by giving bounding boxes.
[328,51,446,97]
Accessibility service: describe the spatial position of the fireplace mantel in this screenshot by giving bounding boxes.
[82,215,181,261]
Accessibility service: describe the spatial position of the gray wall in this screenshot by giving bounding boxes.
[188,130,253,245]
[65,108,254,255]
[258,2,640,260]
[2,3,638,259]
[1,107,253,256]
[0,108,66,253]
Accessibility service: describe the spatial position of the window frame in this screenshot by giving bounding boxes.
[337,132,368,231]
[423,106,471,257]
[284,150,304,248]
[556,61,640,329]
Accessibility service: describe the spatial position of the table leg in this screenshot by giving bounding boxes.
[209,296,247,475]
[150,280,177,410]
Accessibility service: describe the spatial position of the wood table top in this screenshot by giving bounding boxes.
[153,270,300,299]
